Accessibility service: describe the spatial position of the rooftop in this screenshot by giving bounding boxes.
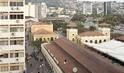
[44,38,124,73]
[115,35,124,42]
[85,40,124,62]
[79,31,104,36]
[32,29,56,35]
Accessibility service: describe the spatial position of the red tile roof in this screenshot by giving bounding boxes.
[44,37,124,73]
[115,35,124,42]
[33,29,56,35]
[79,31,104,36]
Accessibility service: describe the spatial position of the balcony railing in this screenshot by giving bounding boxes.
[0,19,24,25]
[0,45,24,51]
[0,57,25,64]
[10,32,25,37]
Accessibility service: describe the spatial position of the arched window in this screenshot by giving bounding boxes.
[47,38,50,41]
[51,37,54,41]
[95,40,97,44]
[99,40,102,43]
[90,40,93,43]
[85,40,88,42]
[104,39,106,42]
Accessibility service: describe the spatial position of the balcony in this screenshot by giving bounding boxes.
[10,6,24,12]
[0,45,24,51]
[0,57,25,64]
[0,33,9,38]
[0,7,9,12]
[0,19,24,25]
[10,32,25,37]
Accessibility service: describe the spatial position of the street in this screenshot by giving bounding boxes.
[25,28,52,73]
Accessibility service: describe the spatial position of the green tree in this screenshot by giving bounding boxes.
[71,14,86,22]
[33,38,43,49]
[89,26,96,31]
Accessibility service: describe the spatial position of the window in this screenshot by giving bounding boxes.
[17,15,23,19]
[10,66,19,71]
[85,40,88,42]
[17,2,23,6]
[99,40,102,43]
[47,38,50,41]
[10,14,23,19]
[10,2,23,6]
[0,15,8,19]
[10,27,23,32]
[15,53,19,57]
[10,2,16,6]
[0,66,8,72]
[51,37,53,41]
[10,53,14,58]
[10,40,23,45]
[10,15,16,19]
[104,39,106,42]
[90,40,93,43]
[0,53,8,58]
[0,41,8,45]
[95,40,97,44]
[0,2,8,6]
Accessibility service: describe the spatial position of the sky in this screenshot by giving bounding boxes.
[78,0,124,2]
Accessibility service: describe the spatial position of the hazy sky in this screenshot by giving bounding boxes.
[78,0,124,2]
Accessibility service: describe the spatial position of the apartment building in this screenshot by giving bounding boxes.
[0,0,25,73]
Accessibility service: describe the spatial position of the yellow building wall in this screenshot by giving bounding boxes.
[34,34,58,43]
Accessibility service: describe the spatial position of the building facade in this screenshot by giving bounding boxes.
[31,22,58,42]
[25,2,36,18]
[104,2,112,15]
[66,23,110,44]
[0,0,25,73]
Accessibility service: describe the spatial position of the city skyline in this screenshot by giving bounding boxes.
[78,0,124,2]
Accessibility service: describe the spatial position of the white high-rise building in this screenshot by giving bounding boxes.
[25,2,47,19]
[0,0,25,73]
[25,2,36,18]
[41,2,47,18]
[82,1,93,15]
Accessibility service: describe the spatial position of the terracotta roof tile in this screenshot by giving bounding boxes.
[44,37,124,73]
[33,29,56,35]
[79,31,104,36]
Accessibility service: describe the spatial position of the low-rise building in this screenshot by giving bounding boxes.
[41,38,124,73]
[31,22,58,42]
[67,22,110,44]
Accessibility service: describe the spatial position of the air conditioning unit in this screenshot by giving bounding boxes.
[11,7,14,10]
[11,32,15,36]
[16,7,19,10]
[16,59,19,61]
[16,20,19,23]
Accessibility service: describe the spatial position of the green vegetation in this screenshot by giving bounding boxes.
[52,20,67,33]
[72,14,124,26]
[32,38,43,49]
[89,26,96,31]
[71,14,86,22]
